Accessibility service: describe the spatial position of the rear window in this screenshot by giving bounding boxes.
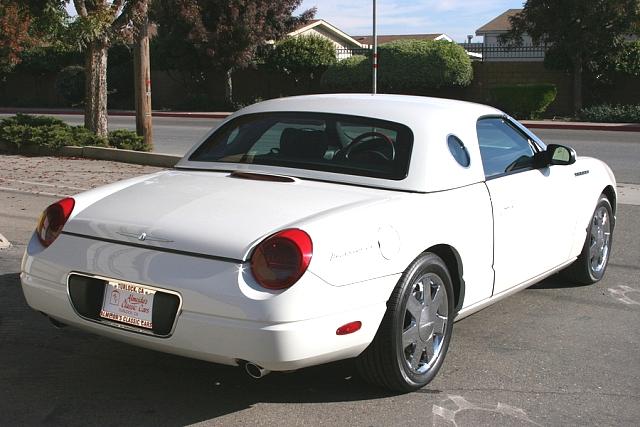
[189,112,414,180]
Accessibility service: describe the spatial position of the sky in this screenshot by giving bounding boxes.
[65,1,526,43]
[295,0,526,42]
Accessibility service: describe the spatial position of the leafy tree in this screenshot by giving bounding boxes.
[70,0,150,136]
[0,0,67,74]
[266,35,336,91]
[502,0,640,112]
[152,0,315,105]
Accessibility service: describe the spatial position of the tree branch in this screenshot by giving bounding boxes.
[111,0,145,30]
[111,0,125,15]
[74,0,88,17]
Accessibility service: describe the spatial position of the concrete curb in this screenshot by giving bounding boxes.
[0,142,180,167]
[60,146,180,167]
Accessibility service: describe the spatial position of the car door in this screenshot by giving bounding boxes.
[478,117,577,295]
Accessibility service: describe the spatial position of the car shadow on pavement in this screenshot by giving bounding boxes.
[528,273,593,290]
[0,272,404,425]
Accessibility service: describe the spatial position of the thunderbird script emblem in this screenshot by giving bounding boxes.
[117,231,174,243]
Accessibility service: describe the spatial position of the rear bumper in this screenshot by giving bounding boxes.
[21,271,386,370]
[20,233,397,371]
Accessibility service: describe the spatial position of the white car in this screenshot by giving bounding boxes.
[21,94,616,391]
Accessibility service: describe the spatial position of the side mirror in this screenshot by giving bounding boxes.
[546,144,576,166]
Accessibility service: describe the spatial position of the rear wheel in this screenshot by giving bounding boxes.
[356,252,454,392]
[563,194,613,284]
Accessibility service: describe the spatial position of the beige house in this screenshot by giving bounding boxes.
[288,19,366,60]
[475,9,544,61]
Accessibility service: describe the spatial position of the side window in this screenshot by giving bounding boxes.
[476,118,536,178]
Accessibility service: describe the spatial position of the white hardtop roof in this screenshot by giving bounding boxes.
[237,94,500,125]
[178,94,503,193]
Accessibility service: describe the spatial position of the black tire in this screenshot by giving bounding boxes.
[356,252,454,392]
[562,194,614,285]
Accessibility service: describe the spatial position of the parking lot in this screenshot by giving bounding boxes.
[1,126,639,425]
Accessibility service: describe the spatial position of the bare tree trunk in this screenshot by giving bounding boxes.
[134,16,153,150]
[85,40,109,137]
[572,53,583,114]
[224,68,233,106]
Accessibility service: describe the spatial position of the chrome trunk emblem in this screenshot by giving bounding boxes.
[117,231,174,243]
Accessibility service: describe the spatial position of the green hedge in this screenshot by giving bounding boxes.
[0,114,149,152]
[489,84,557,119]
[320,55,371,92]
[267,35,337,77]
[578,104,640,123]
[377,40,472,92]
[321,40,473,94]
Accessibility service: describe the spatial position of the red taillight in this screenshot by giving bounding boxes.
[250,228,313,290]
[36,197,75,247]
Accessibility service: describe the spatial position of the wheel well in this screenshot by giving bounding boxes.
[427,244,465,313]
[603,185,617,216]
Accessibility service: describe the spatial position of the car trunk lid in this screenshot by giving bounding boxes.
[64,170,391,261]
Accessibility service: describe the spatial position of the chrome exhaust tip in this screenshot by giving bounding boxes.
[244,362,270,379]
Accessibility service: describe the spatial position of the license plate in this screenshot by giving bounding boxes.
[100,281,155,329]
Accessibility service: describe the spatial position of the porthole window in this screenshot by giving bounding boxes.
[447,135,470,167]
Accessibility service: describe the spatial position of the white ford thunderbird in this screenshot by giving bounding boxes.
[21,95,616,391]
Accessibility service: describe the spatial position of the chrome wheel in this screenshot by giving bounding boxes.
[356,252,454,391]
[402,273,449,375]
[589,205,611,275]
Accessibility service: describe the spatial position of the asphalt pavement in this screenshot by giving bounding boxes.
[1,148,639,425]
[1,116,639,425]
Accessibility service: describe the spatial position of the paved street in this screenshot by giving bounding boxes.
[0,151,639,426]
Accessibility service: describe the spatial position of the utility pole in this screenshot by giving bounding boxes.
[134,10,153,150]
[372,0,378,94]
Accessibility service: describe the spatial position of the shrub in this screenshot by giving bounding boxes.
[71,126,108,147]
[108,129,149,151]
[267,36,337,79]
[321,55,371,92]
[321,40,473,94]
[2,113,67,127]
[489,84,557,119]
[377,40,473,92]
[578,104,640,123]
[0,114,152,152]
[55,65,86,106]
[0,122,104,150]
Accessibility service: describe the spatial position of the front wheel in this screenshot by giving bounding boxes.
[356,252,454,392]
[562,194,613,284]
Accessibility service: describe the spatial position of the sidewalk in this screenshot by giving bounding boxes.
[0,155,162,198]
[1,107,639,132]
